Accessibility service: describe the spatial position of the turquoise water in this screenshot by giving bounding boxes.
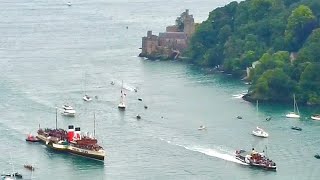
[1,0,320,179]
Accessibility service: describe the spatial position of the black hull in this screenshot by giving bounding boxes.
[69,150,104,161]
[26,139,40,142]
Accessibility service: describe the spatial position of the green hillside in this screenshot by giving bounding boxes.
[185,0,320,105]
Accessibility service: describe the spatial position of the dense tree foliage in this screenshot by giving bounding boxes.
[185,0,320,104]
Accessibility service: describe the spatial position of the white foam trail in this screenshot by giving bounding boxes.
[160,138,247,165]
[232,93,245,99]
[183,145,247,165]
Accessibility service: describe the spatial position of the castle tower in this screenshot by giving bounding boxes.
[183,9,195,38]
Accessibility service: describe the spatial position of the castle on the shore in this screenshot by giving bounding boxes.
[139,9,195,59]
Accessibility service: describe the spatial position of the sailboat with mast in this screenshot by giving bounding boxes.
[118,81,126,110]
[286,94,300,118]
[252,100,269,138]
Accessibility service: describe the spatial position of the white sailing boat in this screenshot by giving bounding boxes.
[286,94,300,118]
[252,101,269,138]
[82,73,92,102]
[118,81,126,110]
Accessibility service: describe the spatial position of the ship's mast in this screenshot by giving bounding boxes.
[55,107,58,130]
[93,112,96,138]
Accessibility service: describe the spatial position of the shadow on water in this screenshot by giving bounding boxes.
[44,148,104,169]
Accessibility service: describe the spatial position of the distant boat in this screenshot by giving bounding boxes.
[315,154,320,159]
[252,101,269,138]
[67,2,72,6]
[1,173,23,179]
[311,114,320,121]
[198,125,206,130]
[291,126,302,131]
[61,105,76,117]
[83,94,92,102]
[82,73,92,102]
[286,94,300,118]
[24,164,35,171]
[25,134,40,142]
[118,81,126,110]
[252,126,269,138]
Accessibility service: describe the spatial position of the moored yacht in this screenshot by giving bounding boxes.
[286,94,300,118]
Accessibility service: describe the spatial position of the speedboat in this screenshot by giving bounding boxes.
[136,114,141,120]
[25,134,40,142]
[67,2,72,6]
[291,126,302,131]
[198,125,206,130]
[252,127,269,138]
[61,105,76,117]
[83,94,92,102]
[235,149,276,171]
[311,114,320,121]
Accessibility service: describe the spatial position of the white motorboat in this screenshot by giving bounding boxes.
[83,94,92,102]
[67,2,72,6]
[61,105,76,117]
[118,81,126,110]
[252,127,269,138]
[198,125,206,130]
[286,94,300,118]
[311,114,320,121]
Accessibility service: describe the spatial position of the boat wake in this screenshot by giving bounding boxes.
[159,138,247,165]
[232,93,246,99]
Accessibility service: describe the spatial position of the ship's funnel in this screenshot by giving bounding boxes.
[74,127,81,140]
[67,125,75,142]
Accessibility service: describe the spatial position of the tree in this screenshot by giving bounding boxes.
[296,28,320,63]
[285,5,317,51]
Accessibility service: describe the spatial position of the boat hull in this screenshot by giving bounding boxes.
[118,104,126,110]
[252,131,268,138]
[68,146,105,161]
[311,116,320,121]
[286,113,300,118]
[46,141,69,152]
[235,150,276,171]
[236,156,276,170]
[83,96,92,102]
[61,112,76,117]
